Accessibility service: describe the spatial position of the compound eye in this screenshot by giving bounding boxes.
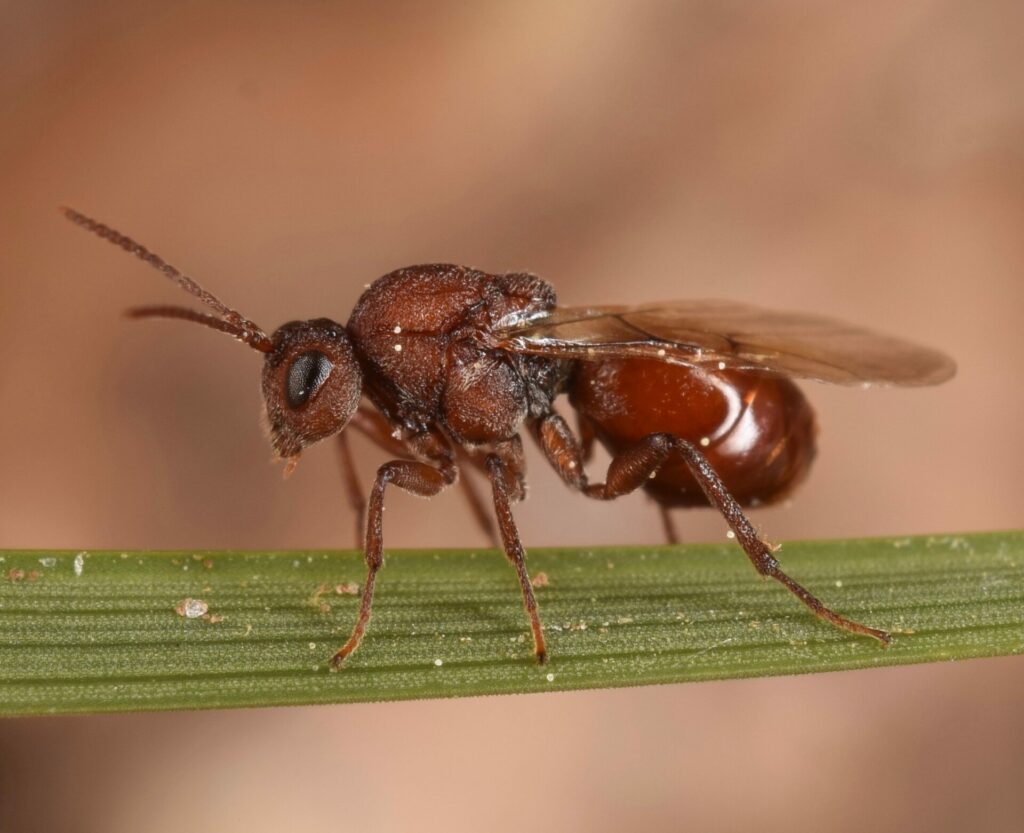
[286,351,333,408]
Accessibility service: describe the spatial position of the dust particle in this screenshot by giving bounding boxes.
[309,583,332,613]
[73,552,86,577]
[175,598,209,619]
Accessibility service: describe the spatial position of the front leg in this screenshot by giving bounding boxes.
[330,439,458,669]
[336,432,366,550]
[335,406,417,551]
[340,406,500,548]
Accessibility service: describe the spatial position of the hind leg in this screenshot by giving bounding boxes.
[533,414,890,645]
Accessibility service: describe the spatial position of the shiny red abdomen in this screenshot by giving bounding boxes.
[570,358,817,507]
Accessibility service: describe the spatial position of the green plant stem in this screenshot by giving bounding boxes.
[0,531,1021,716]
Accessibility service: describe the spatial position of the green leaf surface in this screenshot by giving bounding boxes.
[1,531,1021,716]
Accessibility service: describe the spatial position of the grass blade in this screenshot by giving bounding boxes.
[1,531,1021,715]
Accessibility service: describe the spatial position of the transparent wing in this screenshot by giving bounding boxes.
[492,300,955,386]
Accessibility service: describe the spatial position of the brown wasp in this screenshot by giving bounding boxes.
[63,208,955,667]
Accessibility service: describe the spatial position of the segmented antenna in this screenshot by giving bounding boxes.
[61,207,274,353]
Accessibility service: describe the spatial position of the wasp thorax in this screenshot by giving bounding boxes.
[262,319,362,460]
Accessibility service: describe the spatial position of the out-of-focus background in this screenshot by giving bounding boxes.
[1,2,1022,831]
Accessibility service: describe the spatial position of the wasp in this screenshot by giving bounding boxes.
[63,208,955,667]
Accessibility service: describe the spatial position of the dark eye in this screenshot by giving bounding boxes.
[286,351,333,408]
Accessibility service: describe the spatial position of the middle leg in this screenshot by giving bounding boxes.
[484,438,547,663]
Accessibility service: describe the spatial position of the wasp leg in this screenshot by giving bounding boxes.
[533,414,890,646]
[343,406,499,548]
[484,439,547,664]
[453,447,502,549]
[659,506,681,545]
[336,432,366,550]
[330,450,458,669]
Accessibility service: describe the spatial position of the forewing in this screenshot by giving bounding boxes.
[492,300,955,386]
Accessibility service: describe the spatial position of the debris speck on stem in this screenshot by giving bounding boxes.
[175,598,209,619]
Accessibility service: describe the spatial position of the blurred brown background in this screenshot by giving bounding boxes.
[1,2,1022,831]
